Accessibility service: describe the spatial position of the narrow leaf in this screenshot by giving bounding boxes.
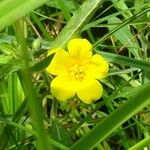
[108,16,140,58]
[97,51,150,71]
[31,54,54,72]
[93,7,150,47]
[128,136,150,150]
[51,0,105,48]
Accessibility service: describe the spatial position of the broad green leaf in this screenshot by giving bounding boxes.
[0,0,48,31]
[108,16,140,58]
[70,83,150,150]
[51,0,105,48]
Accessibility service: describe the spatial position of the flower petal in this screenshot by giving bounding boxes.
[77,78,103,104]
[67,38,92,63]
[50,74,77,101]
[46,48,69,75]
[85,54,109,79]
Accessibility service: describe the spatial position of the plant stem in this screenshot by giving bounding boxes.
[15,18,52,150]
[128,136,150,150]
[50,98,58,125]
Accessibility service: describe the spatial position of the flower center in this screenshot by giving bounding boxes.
[69,64,85,81]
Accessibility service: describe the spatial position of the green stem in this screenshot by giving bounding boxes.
[15,18,52,150]
[128,136,150,150]
[50,98,58,125]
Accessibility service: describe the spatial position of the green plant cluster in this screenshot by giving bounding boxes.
[0,0,150,150]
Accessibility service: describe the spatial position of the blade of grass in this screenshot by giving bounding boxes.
[96,51,150,71]
[30,13,53,40]
[108,16,140,58]
[51,0,105,48]
[93,7,150,47]
[0,0,48,31]
[82,3,149,31]
[112,0,133,18]
[128,136,150,150]
[48,138,69,150]
[70,83,150,150]
[7,73,24,115]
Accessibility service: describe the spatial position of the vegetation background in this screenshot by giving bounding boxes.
[0,0,150,150]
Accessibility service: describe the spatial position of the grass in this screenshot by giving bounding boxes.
[0,0,150,150]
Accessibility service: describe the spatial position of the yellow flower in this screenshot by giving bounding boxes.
[46,38,109,104]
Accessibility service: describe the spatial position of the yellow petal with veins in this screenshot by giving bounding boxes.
[77,78,103,104]
[85,54,109,79]
[51,73,78,101]
[46,48,69,76]
[68,38,92,63]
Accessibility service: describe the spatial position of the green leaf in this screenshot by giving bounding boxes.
[30,13,53,41]
[55,0,71,21]
[108,16,140,58]
[97,51,150,71]
[0,98,28,149]
[82,3,149,31]
[0,59,23,79]
[128,136,150,150]
[52,121,73,147]
[109,68,138,76]
[46,0,76,12]
[31,54,54,72]
[93,7,150,47]
[0,0,48,31]
[70,83,150,150]
[51,0,105,48]
[0,43,16,55]
[0,55,12,64]
[112,0,133,18]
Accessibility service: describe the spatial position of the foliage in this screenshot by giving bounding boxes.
[0,0,150,150]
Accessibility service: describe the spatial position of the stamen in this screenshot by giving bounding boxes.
[69,64,85,81]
